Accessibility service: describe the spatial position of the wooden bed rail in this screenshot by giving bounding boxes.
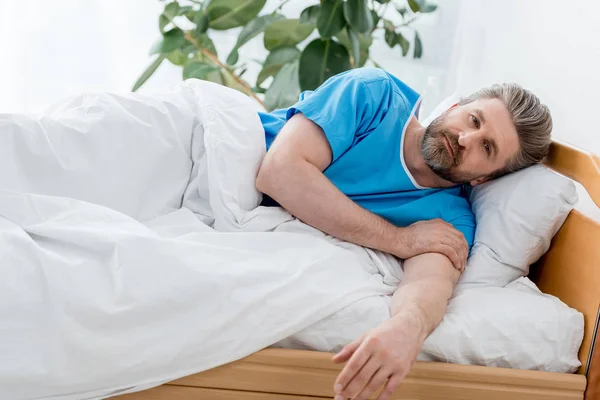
[544,139,600,208]
[532,139,600,399]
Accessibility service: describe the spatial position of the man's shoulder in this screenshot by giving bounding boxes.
[338,67,395,91]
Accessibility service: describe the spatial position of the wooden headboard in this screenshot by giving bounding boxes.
[530,139,600,385]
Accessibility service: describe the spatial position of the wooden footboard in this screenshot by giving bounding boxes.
[117,349,587,400]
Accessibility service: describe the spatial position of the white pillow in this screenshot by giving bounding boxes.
[419,277,584,373]
[421,94,578,287]
[275,277,584,373]
[460,165,578,287]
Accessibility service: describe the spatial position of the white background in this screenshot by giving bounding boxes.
[1,0,598,216]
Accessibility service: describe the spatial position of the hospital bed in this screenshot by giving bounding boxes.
[117,139,599,400]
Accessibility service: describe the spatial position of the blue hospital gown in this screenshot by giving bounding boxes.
[258,67,475,248]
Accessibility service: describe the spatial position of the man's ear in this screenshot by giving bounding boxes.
[470,176,489,186]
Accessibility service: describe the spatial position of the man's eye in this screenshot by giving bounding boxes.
[471,115,480,128]
[484,142,491,154]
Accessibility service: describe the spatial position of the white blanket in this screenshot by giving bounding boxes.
[0,80,401,400]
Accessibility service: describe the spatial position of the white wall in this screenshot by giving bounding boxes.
[444,0,600,218]
[0,0,459,116]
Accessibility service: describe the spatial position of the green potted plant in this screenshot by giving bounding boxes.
[133,0,438,110]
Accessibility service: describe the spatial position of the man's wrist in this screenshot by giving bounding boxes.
[390,306,430,343]
[386,226,412,259]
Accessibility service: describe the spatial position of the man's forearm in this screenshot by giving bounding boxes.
[390,253,460,338]
[257,155,402,256]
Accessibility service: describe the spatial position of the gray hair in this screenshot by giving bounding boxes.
[459,83,553,179]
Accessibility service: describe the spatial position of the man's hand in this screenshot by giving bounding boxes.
[396,219,469,271]
[332,253,460,400]
[331,311,425,400]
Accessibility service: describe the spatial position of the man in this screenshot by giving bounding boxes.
[255,67,552,400]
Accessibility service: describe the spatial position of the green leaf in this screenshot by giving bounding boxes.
[343,0,373,34]
[150,28,187,55]
[226,13,285,64]
[264,19,314,51]
[317,0,346,38]
[384,29,396,47]
[373,0,390,3]
[167,49,188,65]
[264,61,301,111]
[163,2,180,21]
[159,14,170,33]
[347,27,361,67]
[206,0,267,30]
[408,0,421,13]
[183,61,220,80]
[179,5,194,15]
[206,69,225,85]
[422,3,438,13]
[299,39,351,91]
[397,32,409,56]
[383,19,394,31]
[336,28,372,67]
[414,31,423,58]
[396,6,407,18]
[159,2,180,33]
[371,10,380,29]
[256,46,301,86]
[300,5,320,25]
[237,13,285,48]
[184,9,196,23]
[132,54,165,92]
[195,10,210,35]
[227,48,239,65]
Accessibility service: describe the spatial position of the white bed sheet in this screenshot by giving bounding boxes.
[0,81,398,400]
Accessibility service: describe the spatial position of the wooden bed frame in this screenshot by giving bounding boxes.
[118,139,600,400]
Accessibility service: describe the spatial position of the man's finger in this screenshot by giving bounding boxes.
[334,343,372,396]
[448,240,464,271]
[376,373,404,400]
[342,356,381,399]
[453,232,468,270]
[332,334,364,364]
[355,366,391,400]
[439,242,460,271]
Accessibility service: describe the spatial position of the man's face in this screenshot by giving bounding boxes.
[422,98,521,185]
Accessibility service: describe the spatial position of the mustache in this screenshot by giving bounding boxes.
[434,129,461,165]
[444,132,460,159]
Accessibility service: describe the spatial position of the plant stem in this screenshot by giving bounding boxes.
[275,0,293,12]
[184,32,265,109]
[375,14,420,32]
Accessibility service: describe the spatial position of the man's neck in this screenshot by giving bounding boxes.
[403,116,455,189]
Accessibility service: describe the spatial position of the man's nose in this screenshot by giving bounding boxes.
[457,131,478,148]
